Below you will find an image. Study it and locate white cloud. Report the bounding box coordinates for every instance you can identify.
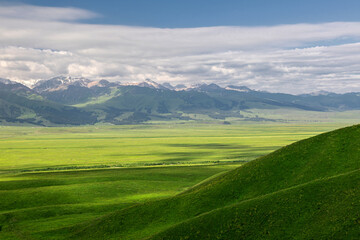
[1,4,360,93]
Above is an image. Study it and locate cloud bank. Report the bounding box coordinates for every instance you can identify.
[1,4,360,93]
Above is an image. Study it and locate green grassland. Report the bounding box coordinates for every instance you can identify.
[0,123,355,239]
[72,124,360,240]
[0,165,238,239]
[0,123,342,171]
[242,108,360,124]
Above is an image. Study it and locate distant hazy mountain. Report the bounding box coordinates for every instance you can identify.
[136,79,169,90]
[161,82,175,90]
[302,90,333,96]
[225,85,252,92]
[0,78,16,85]
[32,76,118,105]
[0,80,97,125]
[33,76,91,93]
[1,76,360,125]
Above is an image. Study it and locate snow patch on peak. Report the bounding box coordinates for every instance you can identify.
[123,79,169,90]
[225,85,252,92]
[33,76,93,92]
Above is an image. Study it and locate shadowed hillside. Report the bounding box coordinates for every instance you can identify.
[70,124,360,239]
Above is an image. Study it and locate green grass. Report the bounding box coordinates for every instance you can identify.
[0,123,354,239]
[71,124,360,240]
[242,108,360,124]
[150,169,360,240]
[0,123,341,171]
[0,165,237,239]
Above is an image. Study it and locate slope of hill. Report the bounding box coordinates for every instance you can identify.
[150,169,359,240]
[70,124,360,240]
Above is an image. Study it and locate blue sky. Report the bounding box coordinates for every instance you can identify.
[1,1,360,93]
[6,0,360,27]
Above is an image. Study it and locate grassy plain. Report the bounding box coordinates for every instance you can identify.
[0,122,352,239]
[0,123,344,171]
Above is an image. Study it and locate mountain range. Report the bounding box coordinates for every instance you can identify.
[1,76,360,125]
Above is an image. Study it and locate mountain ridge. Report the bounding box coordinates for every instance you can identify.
[9,75,360,95]
[2,76,360,125]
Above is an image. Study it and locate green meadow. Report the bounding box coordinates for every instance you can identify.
[0,123,351,239]
[0,123,343,171]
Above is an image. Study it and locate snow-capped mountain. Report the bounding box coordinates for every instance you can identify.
[161,82,175,90]
[3,75,360,126]
[191,83,223,92]
[129,79,169,90]
[33,76,93,93]
[87,79,119,88]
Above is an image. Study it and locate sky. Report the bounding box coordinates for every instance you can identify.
[1,1,360,93]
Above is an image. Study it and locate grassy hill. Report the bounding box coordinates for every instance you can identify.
[71,124,360,240]
[151,169,359,240]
